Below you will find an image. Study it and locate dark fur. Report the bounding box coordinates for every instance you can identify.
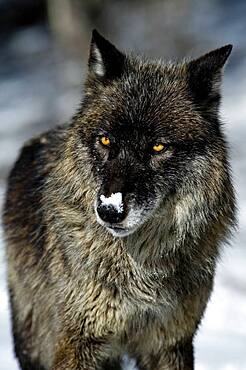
[3,30,236,370]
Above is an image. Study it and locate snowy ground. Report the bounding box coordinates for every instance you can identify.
[0,4,246,369]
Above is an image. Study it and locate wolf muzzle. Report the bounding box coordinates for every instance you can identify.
[96,192,127,224]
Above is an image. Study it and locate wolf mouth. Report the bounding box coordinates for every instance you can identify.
[103,222,140,237]
[107,225,125,231]
[106,225,131,237]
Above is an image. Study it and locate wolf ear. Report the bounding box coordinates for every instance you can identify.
[187,45,232,111]
[88,29,126,80]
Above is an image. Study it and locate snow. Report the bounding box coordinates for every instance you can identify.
[100,192,124,213]
[121,355,138,370]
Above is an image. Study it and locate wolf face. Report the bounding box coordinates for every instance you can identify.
[77,30,232,237]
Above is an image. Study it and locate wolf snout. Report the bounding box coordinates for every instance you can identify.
[97,192,127,224]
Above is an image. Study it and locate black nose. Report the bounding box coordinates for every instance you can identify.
[97,202,126,224]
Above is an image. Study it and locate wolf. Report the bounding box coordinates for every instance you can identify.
[3,30,236,370]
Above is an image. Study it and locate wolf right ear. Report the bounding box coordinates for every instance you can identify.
[187,45,232,110]
[88,30,126,80]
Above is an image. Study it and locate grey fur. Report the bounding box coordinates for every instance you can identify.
[3,31,235,370]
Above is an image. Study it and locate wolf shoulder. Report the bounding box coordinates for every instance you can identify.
[3,127,65,252]
[5,126,66,193]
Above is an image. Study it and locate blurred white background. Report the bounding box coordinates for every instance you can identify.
[0,1,245,369]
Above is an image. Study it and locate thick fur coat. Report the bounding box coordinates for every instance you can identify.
[3,30,236,370]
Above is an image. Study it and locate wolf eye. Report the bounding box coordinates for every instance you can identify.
[100,136,110,146]
[153,143,166,153]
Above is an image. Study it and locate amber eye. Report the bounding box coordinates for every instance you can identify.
[153,143,165,153]
[100,136,110,146]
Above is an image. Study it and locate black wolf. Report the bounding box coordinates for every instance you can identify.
[3,30,235,370]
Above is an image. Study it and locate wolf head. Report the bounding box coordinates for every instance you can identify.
[75,30,233,238]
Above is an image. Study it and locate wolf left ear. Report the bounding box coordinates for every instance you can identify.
[187,45,232,109]
[88,29,126,80]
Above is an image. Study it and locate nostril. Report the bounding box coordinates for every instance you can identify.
[97,192,126,224]
[97,204,125,224]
